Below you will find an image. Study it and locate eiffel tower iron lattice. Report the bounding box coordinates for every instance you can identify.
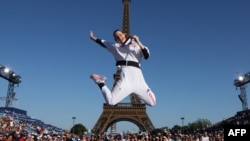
[92,0,155,134]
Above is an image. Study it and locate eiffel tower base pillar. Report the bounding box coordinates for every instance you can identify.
[92,103,155,135]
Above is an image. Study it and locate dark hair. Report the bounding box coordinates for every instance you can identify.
[113,29,128,42]
[113,29,123,36]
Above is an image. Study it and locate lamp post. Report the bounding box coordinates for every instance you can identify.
[234,72,250,111]
[181,117,184,134]
[0,64,21,107]
[72,117,76,133]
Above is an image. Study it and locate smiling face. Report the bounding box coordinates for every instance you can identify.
[113,30,128,44]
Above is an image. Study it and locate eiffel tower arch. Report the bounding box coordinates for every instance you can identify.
[92,103,155,134]
[92,0,155,134]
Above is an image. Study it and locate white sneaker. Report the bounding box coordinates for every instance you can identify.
[90,73,107,84]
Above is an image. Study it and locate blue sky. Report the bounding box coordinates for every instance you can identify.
[0,0,250,132]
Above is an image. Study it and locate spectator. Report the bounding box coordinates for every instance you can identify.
[0,132,6,141]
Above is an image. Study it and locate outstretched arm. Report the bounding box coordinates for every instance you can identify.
[131,35,150,59]
[89,31,97,41]
[89,31,106,48]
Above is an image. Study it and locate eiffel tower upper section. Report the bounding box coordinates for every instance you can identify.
[112,0,143,105]
[122,0,131,35]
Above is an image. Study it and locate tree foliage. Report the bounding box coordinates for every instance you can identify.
[151,128,165,136]
[155,118,212,135]
[187,118,212,133]
[71,123,87,136]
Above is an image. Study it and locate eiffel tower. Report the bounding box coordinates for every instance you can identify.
[92,0,155,135]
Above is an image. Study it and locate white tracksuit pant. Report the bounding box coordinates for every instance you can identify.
[101,65,156,106]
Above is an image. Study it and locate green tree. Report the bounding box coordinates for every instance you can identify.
[187,118,212,133]
[166,118,212,134]
[71,123,87,136]
[171,125,181,134]
[151,128,165,136]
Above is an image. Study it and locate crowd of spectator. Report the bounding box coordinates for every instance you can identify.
[0,108,249,141]
[0,108,64,141]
